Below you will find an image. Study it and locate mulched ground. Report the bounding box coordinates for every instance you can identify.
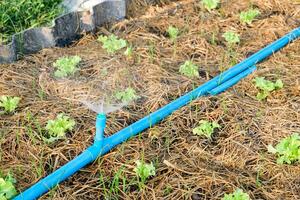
[1,0,300,199]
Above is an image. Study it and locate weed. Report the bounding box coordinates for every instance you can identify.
[45,113,75,143]
[193,120,220,138]
[222,31,240,45]
[240,9,260,25]
[253,77,283,100]
[268,133,300,164]
[0,0,63,43]
[124,46,133,57]
[53,56,81,78]
[134,160,156,188]
[0,96,20,114]
[0,173,17,200]
[202,0,220,11]
[98,35,127,54]
[167,26,179,42]
[115,88,139,103]
[222,189,250,200]
[179,61,199,78]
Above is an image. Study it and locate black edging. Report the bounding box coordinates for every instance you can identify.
[0,0,126,64]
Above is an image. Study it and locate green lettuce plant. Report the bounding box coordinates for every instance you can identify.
[202,0,220,11]
[98,34,127,54]
[193,120,220,138]
[45,113,75,142]
[134,160,155,185]
[53,56,81,78]
[268,133,300,165]
[222,31,240,45]
[167,26,179,42]
[240,9,260,25]
[179,61,199,78]
[115,88,138,103]
[253,77,283,100]
[222,189,250,200]
[0,174,17,200]
[0,96,20,114]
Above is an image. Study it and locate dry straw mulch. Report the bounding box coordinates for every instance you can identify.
[1,0,300,199]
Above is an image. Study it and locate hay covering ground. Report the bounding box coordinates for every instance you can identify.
[1,0,300,199]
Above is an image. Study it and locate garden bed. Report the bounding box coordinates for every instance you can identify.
[1,0,300,199]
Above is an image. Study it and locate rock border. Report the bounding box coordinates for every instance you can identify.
[0,0,126,63]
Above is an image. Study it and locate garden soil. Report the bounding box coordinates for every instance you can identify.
[1,0,300,199]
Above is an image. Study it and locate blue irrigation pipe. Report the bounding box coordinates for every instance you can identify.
[14,27,300,200]
[209,65,257,95]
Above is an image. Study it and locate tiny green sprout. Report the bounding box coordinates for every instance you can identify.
[240,9,260,25]
[167,26,179,42]
[0,96,20,114]
[134,160,156,183]
[98,34,127,54]
[53,56,81,78]
[124,46,133,57]
[193,120,220,138]
[253,77,283,100]
[179,61,199,78]
[222,31,240,45]
[45,113,76,142]
[202,0,220,11]
[222,189,250,200]
[0,173,17,200]
[268,133,300,165]
[115,88,138,103]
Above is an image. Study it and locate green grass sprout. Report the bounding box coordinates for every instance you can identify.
[0,0,63,43]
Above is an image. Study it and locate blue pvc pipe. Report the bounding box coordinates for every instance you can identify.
[209,65,257,95]
[14,27,300,200]
[95,113,106,142]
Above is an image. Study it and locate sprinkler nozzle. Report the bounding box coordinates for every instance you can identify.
[95,113,106,142]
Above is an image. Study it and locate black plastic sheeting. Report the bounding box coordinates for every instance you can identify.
[0,0,126,64]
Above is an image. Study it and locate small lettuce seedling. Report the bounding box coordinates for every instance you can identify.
[179,61,199,78]
[253,77,283,100]
[240,9,260,25]
[134,160,156,184]
[115,88,138,103]
[53,56,81,78]
[0,174,17,200]
[193,120,220,138]
[268,133,300,165]
[222,189,250,200]
[0,96,20,114]
[222,31,240,45]
[45,113,75,142]
[167,26,179,42]
[202,0,220,11]
[98,34,127,54]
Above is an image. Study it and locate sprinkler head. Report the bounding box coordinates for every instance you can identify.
[95,113,106,142]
